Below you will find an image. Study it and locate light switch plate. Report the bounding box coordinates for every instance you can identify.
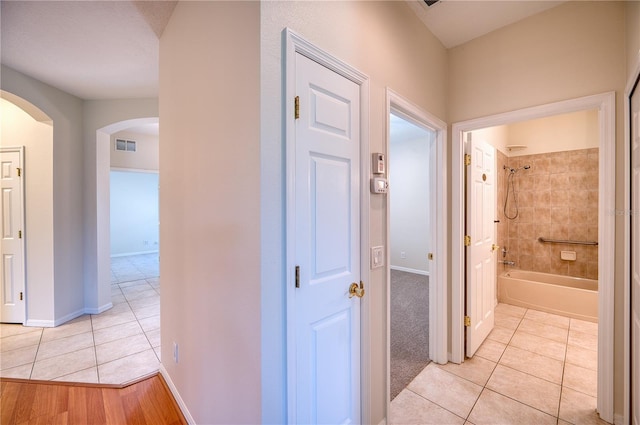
[371,246,384,269]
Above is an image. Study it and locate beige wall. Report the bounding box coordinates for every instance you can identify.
[159,2,261,424]
[260,2,447,423]
[449,1,626,417]
[110,131,159,171]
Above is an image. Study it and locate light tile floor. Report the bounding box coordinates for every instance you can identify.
[390,303,610,425]
[0,254,160,385]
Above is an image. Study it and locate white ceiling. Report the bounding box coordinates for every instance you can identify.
[1,0,562,102]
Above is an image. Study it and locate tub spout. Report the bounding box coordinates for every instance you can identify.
[500,260,516,266]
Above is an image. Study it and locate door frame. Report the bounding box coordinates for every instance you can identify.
[623,51,640,425]
[385,90,448,409]
[284,28,371,424]
[0,146,26,324]
[451,91,616,422]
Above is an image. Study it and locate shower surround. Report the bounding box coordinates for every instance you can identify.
[497,148,598,280]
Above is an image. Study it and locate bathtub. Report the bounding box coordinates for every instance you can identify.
[497,270,598,323]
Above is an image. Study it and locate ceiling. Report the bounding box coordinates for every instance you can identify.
[1,0,562,102]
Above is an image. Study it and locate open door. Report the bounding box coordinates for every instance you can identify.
[465,136,497,357]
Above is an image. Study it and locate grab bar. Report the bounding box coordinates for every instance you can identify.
[538,237,598,246]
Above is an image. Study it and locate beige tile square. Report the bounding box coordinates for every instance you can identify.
[1,324,42,338]
[559,387,610,425]
[123,288,158,302]
[437,356,496,386]
[92,320,143,346]
[138,315,160,333]
[35,331,94,362]
[131,303,160,320]
[468,389,556,425]
[566,344,597,371]
[487,326,515,344]
[1,329,42,352]
[495,312,522,330]
[31,347,97,380]
[563,363,597,397]
[569,319,598,336]
[408,363,483,418]
[91,309,137,331]
[54,367,99,384]
[499,346,564,384]
[475,339,506,363]
[98,349,160,385]
[389,389,465,425]
[568,329,598,351]
[128,295,160,311]
[517,319,568,343]
[486,365,561,416]
[509,330,566,361]
[0,345,38,370]
[0,363,33,379]
[95,333,153,365]
[145,328,161,348]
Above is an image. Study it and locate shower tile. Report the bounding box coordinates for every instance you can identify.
[550,259,569,276]
[533,191,551,207]
[533,238,550,257]
[532,175,550,191]
[518,239,533,256]
[586,262,598,280]
[518,208,534,224]
[550,190,570,207]
[518,255,533,271]
[519,223,535,239]
[549,223,569,239]
[534,207,551,223]
[568,262,588,278]
[550,174,571,190]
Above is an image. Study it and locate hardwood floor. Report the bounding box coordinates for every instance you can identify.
[0,373,186,424]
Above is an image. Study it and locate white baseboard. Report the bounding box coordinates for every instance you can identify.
[390,265,429,276]
[84,302,113,315]
[25,319,55,328]
[111,250,159,258]
[378,417,387,425]
[159,364,195,424]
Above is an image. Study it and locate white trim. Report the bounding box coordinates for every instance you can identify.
[159,365,196,425]
[623,50,640,425]
[385,88,448,417]
[110,167,159,174]
[284,28,371,425]
[110,250,159,258]
[25,319,55,328]
[83,303,113,315]
[389,265,429,276]
[451,92,616,422]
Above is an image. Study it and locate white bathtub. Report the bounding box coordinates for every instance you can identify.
[497,270,598,322]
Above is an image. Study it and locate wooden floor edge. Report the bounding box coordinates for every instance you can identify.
[0,371,160,389]
[156,372,189,424]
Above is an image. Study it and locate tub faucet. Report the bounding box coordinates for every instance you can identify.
[501,247,507,258]
[500,260,516,266]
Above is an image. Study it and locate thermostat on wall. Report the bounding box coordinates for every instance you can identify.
[371,177,388,194]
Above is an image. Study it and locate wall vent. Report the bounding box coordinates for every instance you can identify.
[115,139,136,152]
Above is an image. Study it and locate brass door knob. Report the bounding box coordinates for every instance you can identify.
[349,281,365,298]
[491,244,500,252]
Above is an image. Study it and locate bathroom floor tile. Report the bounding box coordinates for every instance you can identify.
[563,363,597,397]
[486,365,561,416]
[92,320,143,346]
[40,315,91,342]
[31,347,97,381]
[558,387,609,425]
[468,389,556,425]
[486,325,515,344]
[570,318,598,336]
[517,319,569,343]
[390,389,465,425]
[494,312,522,330]
[95,333,154,365]
[509,330,566,361]
[408,363,483,418]
[499,346,564,384]
[0,323,42,338]
[524,309,570,329]
[98,349,160,385]
[475,339,507,363]
[568,329,598,351]
[565,344,598,371]
[437,355,496,386]
[495,303,527,318]
[35,331,94,362]
[1,329,43,353]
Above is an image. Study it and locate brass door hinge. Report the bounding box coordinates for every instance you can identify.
[464,235,471,246]
[464,154,471,166]
[18,230,22,239]
[19,292,23,301]
[294,96,300,119]
[428,253,433,260]
[464,316,471,327]
[295,265,300,288]
[17,168,22,177]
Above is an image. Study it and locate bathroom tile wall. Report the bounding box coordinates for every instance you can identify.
[496,150,508,266]
[501,148,598,280]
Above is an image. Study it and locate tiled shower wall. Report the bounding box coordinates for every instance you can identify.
[498,148,598,280]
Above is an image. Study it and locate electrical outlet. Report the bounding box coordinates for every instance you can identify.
[173,342,179,363]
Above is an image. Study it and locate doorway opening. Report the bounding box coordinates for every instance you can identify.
[388,112,434,400]
[452,92,616,423]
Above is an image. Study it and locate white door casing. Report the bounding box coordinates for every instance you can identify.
[465,136,496,357]
[0,147,25,324]
[285,29,371,423]
[630,76,640,425]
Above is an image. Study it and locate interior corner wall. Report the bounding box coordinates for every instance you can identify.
[159,2,261,424]
[1,65,84,326]
[447,1,626,417]
[626,1,640,77]
[82,99,158,314]
[261,2,447,423]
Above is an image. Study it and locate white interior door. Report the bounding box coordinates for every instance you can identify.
[0,147,25,324]
[466,136,496,357]
[293,52,361,424]
[631,79,640,425]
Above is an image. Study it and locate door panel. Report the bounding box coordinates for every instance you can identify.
[631,79,640,425]
[294,52,361,424]
[0,149,25,323]
[466,137,496,357]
